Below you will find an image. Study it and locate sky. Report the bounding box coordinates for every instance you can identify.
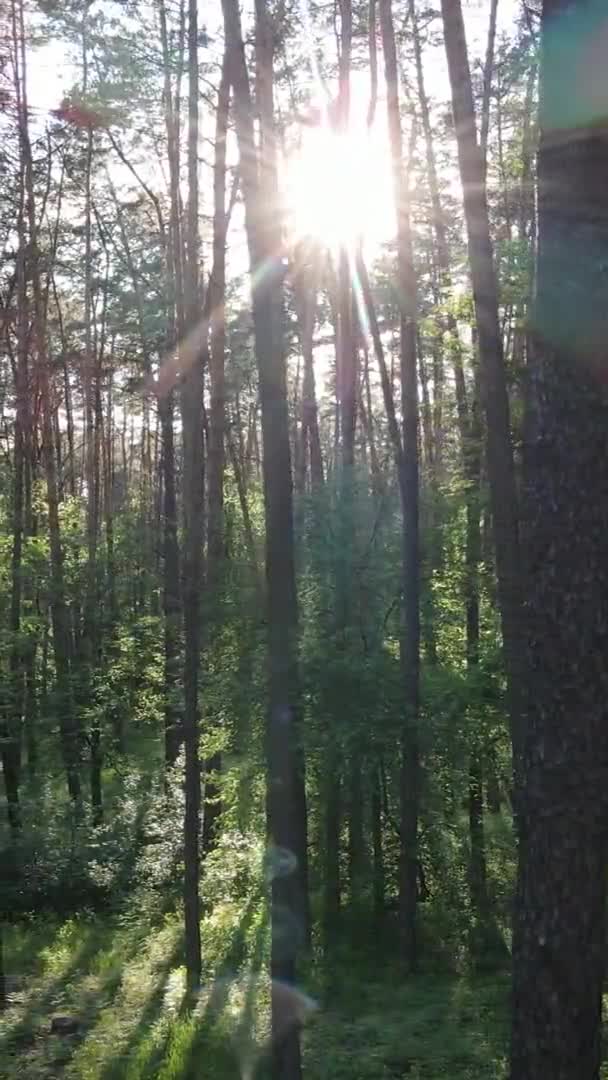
[5,0,526,429]
[26,0,523,114]
[20,0,524,401]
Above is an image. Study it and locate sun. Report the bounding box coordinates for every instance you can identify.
[284,100,395,256]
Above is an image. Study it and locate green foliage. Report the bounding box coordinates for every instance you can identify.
[1,771,154,918]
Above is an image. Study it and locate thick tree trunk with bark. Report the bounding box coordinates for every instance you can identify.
[511,2,608,1077]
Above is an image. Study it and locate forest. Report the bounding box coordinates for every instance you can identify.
[1,0,608,1077]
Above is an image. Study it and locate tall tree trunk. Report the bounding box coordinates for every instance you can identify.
[98,347,119,745]
[222,0,307,1068]
[159,391,181,768]
[440,0,522,774]
[207,50,230,586]
[23,437,37,777]
[180,0,203,995]
[202,51,231,852]
[480,0,499,164]
[54,286,76,499]
[511,2,608,1076]
[3,421,24,832]
[2,129,28,832]
[159,0,186,346]
[158,0,184,774]
[81,76,102,820]
[81,21,98,645]
[379,0,420,973]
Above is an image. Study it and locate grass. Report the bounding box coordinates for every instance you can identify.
[1,907,512,1080]
[303,945,510,1080]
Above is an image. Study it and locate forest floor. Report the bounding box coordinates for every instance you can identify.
[1,905,513,1080]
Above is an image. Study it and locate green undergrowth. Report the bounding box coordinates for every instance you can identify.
[1,904,514,1080]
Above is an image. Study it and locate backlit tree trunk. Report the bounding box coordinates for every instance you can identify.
[222,0,308,1069]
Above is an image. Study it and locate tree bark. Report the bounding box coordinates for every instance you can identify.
[511,2,608,1076]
